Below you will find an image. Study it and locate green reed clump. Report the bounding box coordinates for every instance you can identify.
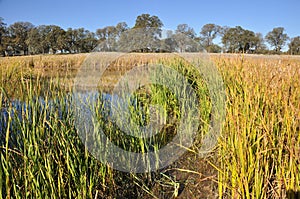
[92,56,212,169]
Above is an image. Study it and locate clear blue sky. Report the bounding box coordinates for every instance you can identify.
[0,0,299,46]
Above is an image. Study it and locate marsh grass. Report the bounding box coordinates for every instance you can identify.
[0,53,299,198]
[0,53,212,198]
[213,54,300,198]
[1,76,156,198]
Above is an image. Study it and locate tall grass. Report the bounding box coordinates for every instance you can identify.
[213,55,300,198]
[0,53,299,198]
[0,53,212,198]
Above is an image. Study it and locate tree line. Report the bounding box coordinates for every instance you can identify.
[0,14,299,56]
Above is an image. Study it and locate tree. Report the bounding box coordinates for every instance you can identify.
[133,14,163,31]
[118,28,160,52]
[200,23,221,52]
[265,27,289,52]
[115,22,129,37]
[8,21,34,55]
[59,28,86,53]
[175,24,196,39]
[64,28,76,53]
[222,26,259,53]
[0,17,8,56]
[161,30,177,52]
[44,25,65,53]
[162,29,200,53]
[26,27,43,54]
[96,23,128,51]
[219,26,230,37]
[118,14,164,52]
[96,26,118,51]
[73,28,88,53]
[289,36,300,55]
[96,26,116,41]
[222,26,243,52]
[241,30,260,52]
[29,25,66,54]
[253,33,267,53]
[81,30,98,52]
[169,24,199,52]
[133,13,163,40]
[56,30,68,53]
[208,44,222,53]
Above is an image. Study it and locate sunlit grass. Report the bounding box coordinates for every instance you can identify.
[212,54,300,198]
[0,53,299,198]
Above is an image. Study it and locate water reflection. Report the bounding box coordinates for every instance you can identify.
[0,91,114,147]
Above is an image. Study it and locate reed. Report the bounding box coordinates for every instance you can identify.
[0,53,299,198]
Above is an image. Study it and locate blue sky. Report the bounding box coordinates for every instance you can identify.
[0,0,299,46]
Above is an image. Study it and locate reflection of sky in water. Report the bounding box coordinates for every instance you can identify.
[0,90,147,149]
[0,92,114,144]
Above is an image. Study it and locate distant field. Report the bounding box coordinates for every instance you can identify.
[0,53,299,198]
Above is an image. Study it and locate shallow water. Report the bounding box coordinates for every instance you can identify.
[0,91,116,147]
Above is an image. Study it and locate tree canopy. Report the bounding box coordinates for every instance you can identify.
[0,14,298,56]
[200,23,221,52]
[289,36,300,55]
[265,27,289,52]
[221,26,264,53]
[0,17,8,56]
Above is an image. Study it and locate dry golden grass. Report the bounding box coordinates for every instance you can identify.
[210,54,300,198]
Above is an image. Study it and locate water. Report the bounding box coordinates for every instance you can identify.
[0,91,115,147]
[0,88,169,152]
